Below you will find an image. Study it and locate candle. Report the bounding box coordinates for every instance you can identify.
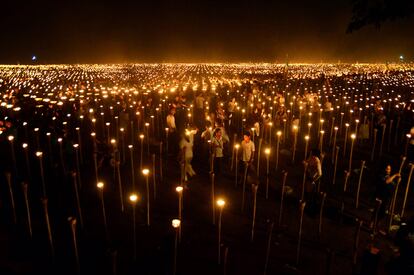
[36,151,46,197]
[172,219,181,275]
[234,144,240,187]
[97,182,109,241]
[129,193,139,260]
[142,168,150,226]
[264,148,271,199]
[275,131,281,171]
[217,199,225,264]
[348,134,356,172]
[251,184,259,242]
[292,125,298,163]
[21,182,32,238]
[68,217,80,274]
[296,201,306,266]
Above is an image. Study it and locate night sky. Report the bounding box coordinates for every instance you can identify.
[1,0,413,63]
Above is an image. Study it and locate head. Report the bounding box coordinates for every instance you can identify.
[243,131,251,142]
[214,128,222,138]
[385,164,392,175]
[310,148,321,159]
[169,108,176,115]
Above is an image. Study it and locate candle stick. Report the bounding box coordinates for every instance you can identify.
[292,125,298,163]
[388,177,401,233]
[352,219,363,266]
[234,144,240,187]
[152,154,157,199]
[331,127,338,162]
[71,172,83,229]
[283,119,287,143]
[5,172,16,224]
[139,134,144,170]
[257,138,263,177]
[36,151,47,197]
[211,172,216,224]
[68,217,80,274]
[241,164,249,212]
[21,182,32,237]
[279,171,288,227]
[106,122,111,144]
[319,130,325,152]
[120,128,126,164]
[41,198,54,258]
[22,143,32,179]
[8,136,17,174]
[370,129,378,161]
[318,192,327,239]
[301,162,308,201]
[58,137,66,175]
[387,120,393,152]
[217,199,225,264]
[75,128,83,164]
[97,182,109,241]
[329,117,335,145]
[263,220,274,275]
[142,168,150,226]
[176,186,183,241]
[251,184,259,242]
[73,144,82,188]
[159,142,163,182]
[145,123,150,156]
[333,146,340,185]
[404,134,411,156]
[401,163,414,218]
[379,124,386,156]
[172,219,181,275]
[296,201,306,266]
[264,148,270,199]
[304,135,309,160]
[343,123,349,155]
[129,193,138,261]
[128,145,135,190]
[355,161,366,208]
[348,134,356,172]
[275,131,281,171]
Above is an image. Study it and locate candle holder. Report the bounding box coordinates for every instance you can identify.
[217,199,225,264]
[172,219,181,275]
[97,182,109,241]
[129,193,139,261]
[142,168,150,226]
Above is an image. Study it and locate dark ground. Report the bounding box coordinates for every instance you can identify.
[1,123,413,275]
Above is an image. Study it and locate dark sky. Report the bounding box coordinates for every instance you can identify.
[1,0,413,63]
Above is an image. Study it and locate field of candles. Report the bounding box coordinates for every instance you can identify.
[0,63,414,275]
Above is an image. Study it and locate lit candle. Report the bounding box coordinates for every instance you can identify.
[216,199,225,264]
[142,168,150,226]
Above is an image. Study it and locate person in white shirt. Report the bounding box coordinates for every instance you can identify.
[241,131,255,164]
[179,130,196,181]
[166,107,176,132]
[212,128,227,176]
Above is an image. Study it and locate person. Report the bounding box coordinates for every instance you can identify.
[304,148,323,202]
[179,130,196,182]
[166,107,177,132]
[375,163,400,221]
[211,128,226,176]
[240,131,255,181]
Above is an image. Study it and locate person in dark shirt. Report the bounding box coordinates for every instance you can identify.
[376,163,401,220]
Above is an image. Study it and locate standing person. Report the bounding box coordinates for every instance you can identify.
[240,131,255,179]
[304,149,323,204]
[179,131,196,182]
[167,107,178,155]
[375,163,400,223]
[211,128,226,176]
